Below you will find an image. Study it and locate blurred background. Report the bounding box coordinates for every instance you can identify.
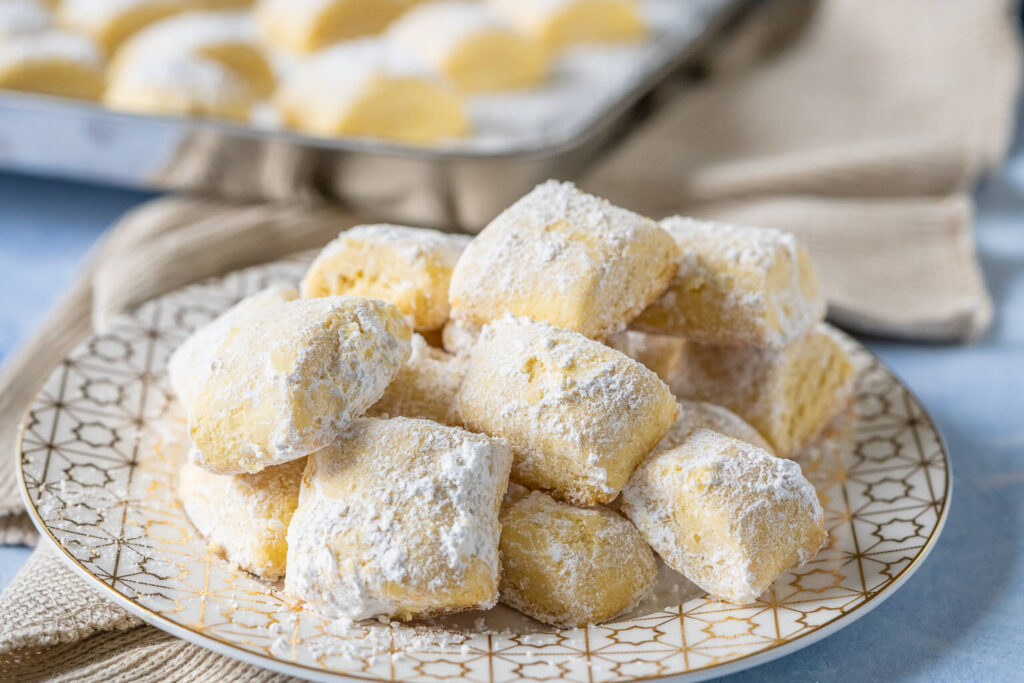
[1,1,1022,681]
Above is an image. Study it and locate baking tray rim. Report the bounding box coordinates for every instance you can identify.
[0,0,753,164]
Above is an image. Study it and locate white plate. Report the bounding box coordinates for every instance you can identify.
[19,258,951,682]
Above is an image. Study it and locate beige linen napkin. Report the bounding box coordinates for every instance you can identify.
[583,0,1020,341]
[1,0,1020,678]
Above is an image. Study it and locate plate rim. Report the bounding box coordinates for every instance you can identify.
[15,302,952,683]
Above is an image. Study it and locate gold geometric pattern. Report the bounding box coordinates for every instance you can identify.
[18,258,951,682]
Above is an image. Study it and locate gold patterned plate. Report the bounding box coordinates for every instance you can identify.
[18,258,951,683]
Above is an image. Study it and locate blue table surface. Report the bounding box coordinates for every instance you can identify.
[3,128,1024,681]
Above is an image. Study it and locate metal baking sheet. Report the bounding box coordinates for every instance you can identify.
[0,0,753,231]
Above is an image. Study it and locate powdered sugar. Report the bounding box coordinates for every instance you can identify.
[58,0,179,31]
[109,52,251,110]
[318,224,470,268]
[442,318,482,357]
[0,0,50,41]
[604,330,688,385]
[177,457,304,580]
[487,0,584,24]
[0,29,99,70]
[636,216,826,347]
[456,315,678,505]
[368,333,467,425]
[622,428,826,604]
[257,0,337,17]
[670,323,855,457]
[277,38,435,116]
[449,180,679,340]
[284,418,512,620]
[114,10,257,60]
[657,399,774,454]
[668,429,821,508]
[504,180,651,244]
[168,284,298,405]
[303,225,469,331]
[172,289,411,474]
[388,1,508,69]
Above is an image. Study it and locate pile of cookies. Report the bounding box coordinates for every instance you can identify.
[0,0,648,144]
[171,180,853,627]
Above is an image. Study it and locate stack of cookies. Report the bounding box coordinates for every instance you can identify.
[172,180,852,627]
